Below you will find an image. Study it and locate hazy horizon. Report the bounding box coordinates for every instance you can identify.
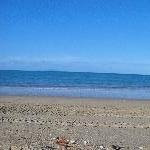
[1,69,150,76]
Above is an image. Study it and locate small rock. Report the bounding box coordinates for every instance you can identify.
[83,141,87,146]
[111,145,125,150]
[0,145,3,150]
[52,137,56,140]
[97,145,107,150]
[69,139,76,144]
[10,146,19,150]
[99,145,104,149]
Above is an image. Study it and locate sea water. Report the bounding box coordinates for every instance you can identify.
[0,70,150,100]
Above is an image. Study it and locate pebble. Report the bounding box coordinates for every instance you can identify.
[83,141,87,146]
[10,146,19,150]
[98,145,108,150]
[69,139,76,144]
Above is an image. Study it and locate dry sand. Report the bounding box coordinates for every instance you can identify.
[0,96,150,150]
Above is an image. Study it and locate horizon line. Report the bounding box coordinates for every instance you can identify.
[0,69,149,76]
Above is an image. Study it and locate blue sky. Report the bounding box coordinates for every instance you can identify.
[0,0,150,74]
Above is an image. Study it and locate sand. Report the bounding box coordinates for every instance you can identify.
[0,96,150,150]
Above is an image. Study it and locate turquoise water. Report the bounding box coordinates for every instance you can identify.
[0,70,150,99]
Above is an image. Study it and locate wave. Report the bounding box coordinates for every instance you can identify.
[0,86,150,100]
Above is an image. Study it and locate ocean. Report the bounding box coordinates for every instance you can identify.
[0,70,150,100]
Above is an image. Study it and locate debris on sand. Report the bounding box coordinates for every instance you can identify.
[55,136,72,150]
[138,146,144,150]
[111,145,125,150]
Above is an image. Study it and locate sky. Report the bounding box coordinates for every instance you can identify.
[0,0,150,74]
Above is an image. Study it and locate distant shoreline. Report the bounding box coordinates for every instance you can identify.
[0,69,149,76]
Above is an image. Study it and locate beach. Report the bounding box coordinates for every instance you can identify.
[0,96,150,150]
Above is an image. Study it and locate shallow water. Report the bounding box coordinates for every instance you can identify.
[0,70,150,99]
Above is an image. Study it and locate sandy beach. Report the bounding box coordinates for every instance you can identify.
[0,96,150,150]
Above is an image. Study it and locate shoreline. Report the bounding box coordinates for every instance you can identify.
[1,86,150,100]
[1,95,150,102]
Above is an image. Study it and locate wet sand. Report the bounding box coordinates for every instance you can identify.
[0,96,150,150]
